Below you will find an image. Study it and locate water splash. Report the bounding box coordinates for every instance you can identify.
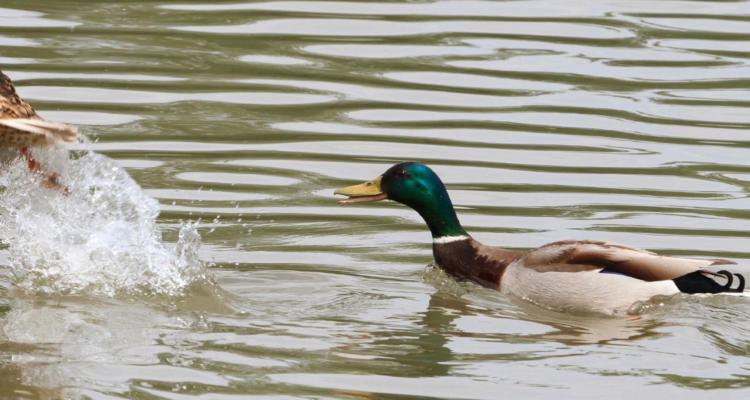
[0,146,210,297]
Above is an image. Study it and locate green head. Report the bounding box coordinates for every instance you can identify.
[335,162,467,238]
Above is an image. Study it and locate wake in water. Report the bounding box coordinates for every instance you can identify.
[0,145,210,297]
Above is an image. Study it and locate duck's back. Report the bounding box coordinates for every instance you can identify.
[502,240,740,314]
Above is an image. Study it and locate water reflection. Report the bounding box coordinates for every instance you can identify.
[0,363,63,400]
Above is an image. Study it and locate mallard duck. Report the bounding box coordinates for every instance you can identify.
[335,162,747,315]
[0,70,77,190]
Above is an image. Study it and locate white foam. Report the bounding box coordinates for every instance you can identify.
[0,145,210,297]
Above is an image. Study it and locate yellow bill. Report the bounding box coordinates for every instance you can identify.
[334,176,387,205]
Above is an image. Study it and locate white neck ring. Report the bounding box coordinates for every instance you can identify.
[433,235,470,244]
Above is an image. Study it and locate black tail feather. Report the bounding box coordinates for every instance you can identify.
[734,273,745,292]
[673,270,745,294]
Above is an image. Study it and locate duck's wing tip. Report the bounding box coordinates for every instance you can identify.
[709,258,737,266]
[0,118,79,145]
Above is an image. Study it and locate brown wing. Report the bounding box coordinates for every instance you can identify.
[523,240,735,281]
[0,70,77,147]
[0,71,37,119]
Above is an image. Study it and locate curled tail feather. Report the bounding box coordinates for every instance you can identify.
[673,270,746,294]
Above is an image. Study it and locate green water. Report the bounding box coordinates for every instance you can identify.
[2,0,750,398]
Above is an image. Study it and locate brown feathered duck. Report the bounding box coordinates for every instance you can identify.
[335,162,747,315]
[0,70,77,191]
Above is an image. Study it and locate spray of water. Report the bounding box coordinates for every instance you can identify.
[0,145,210,297]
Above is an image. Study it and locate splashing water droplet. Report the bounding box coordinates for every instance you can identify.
[0,147,210,297]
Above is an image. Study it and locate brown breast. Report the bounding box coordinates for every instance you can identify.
[432,237,523,289]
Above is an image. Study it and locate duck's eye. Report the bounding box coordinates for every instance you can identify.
[396,170,409,178]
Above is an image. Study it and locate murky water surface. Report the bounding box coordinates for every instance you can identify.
[1,0,750,398]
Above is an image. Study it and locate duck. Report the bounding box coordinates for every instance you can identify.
[0,70,77,190]
[335,162,747,315]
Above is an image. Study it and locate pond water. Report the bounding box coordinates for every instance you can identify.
[1,0,750,398]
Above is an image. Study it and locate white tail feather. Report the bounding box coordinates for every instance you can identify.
[0,118,78,144]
